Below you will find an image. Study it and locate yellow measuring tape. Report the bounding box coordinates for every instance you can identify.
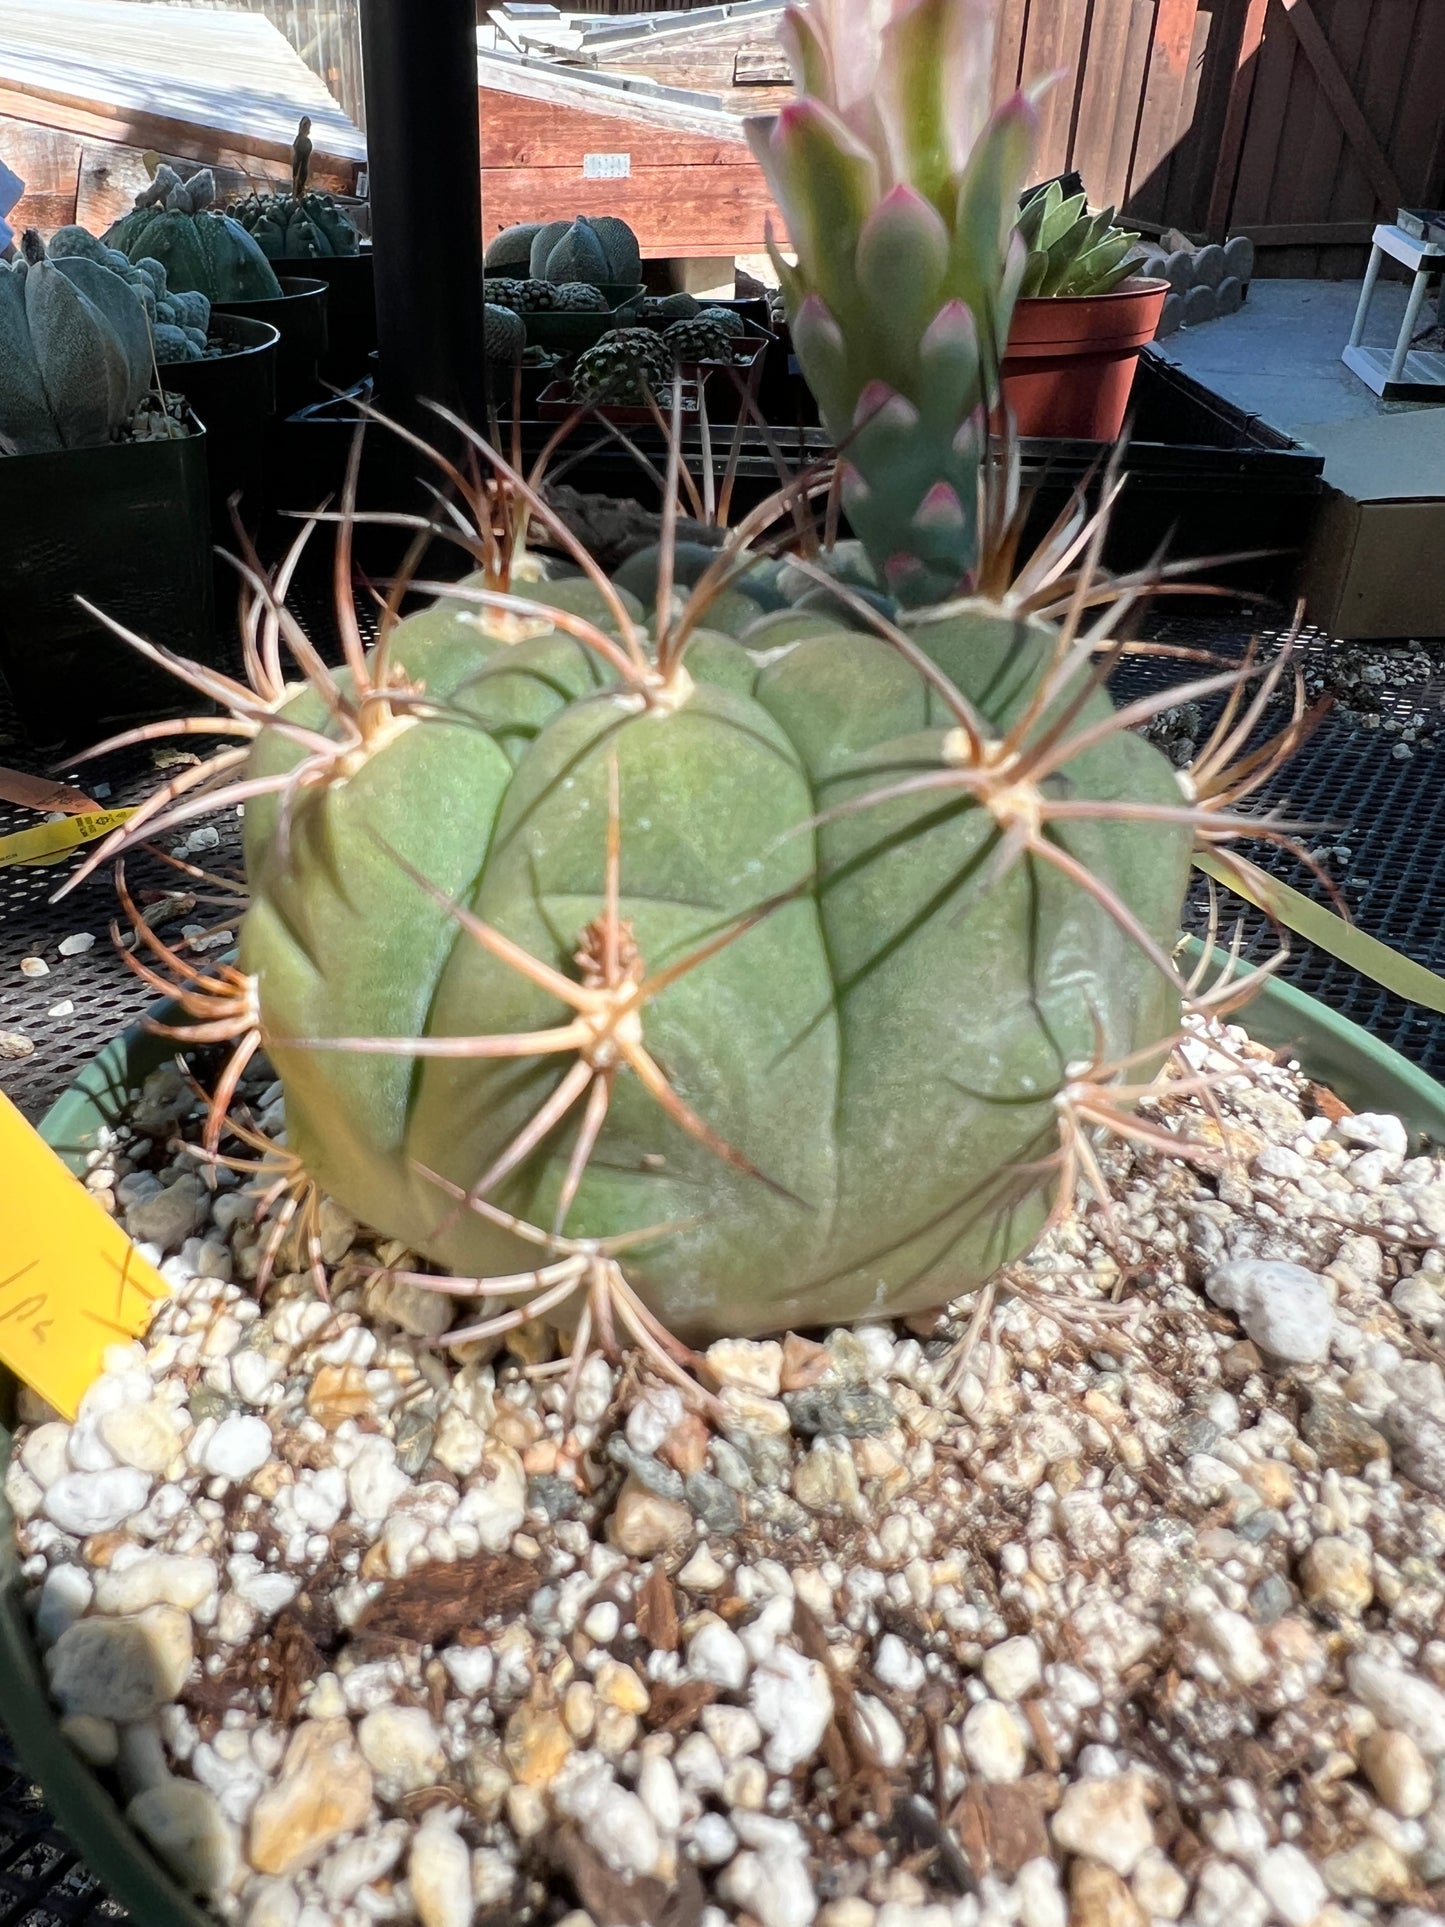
[0,1094,171,1420]
[0,808,137,870]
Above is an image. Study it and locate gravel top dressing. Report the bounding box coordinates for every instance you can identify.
[7,1015,1445,1927]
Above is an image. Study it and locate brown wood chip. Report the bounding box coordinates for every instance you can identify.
[553,1828,705,1927]
[644,1678,719,1732]
[951,1778,1056,1880]
[635,1562,680,1653]
[357,1551,536,1643]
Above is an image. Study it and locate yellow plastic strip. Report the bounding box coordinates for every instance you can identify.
[0,1093,171,1420]
[0,808,137,870]
[1194,850,1445,1016]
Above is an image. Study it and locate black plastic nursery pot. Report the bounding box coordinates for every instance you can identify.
[156,314,280,527]
[265,248,375,383]
[0,955,1441,1924]
[0,411,214,751]
[212,277,329,417]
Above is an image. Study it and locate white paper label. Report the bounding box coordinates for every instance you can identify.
[583,153,631,179]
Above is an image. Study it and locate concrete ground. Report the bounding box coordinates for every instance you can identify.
[1153,276,1437,439]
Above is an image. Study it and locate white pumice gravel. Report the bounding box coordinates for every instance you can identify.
[8,1015,1445,1926]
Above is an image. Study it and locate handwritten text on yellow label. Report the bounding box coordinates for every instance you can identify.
[0,1093,170,1420]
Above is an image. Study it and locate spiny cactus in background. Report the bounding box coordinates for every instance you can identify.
[66,0,1320,1400]
[0,231,153,453]
[573,327,673,403]
[104,165,283,303]
[642,292,702,322]
[230,188,360,261]
[1016,182,1142,298]
[745,0,1042,606]
[482,301,526,368]
[662,309,747,363]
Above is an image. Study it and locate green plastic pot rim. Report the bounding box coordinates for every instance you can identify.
[0,944,1440,1927]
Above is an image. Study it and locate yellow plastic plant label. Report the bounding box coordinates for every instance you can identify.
[0,808,137,869]
[0,1092,170,1420]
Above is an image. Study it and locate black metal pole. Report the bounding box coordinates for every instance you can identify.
[358,0,486,436]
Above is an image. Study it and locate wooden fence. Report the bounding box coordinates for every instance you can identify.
[107,0,1445,274]
[993,0,1445,275]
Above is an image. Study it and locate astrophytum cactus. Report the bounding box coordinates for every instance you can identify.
[746,0,1040,605]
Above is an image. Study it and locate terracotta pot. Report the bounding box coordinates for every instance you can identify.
[1001,276,1170,440]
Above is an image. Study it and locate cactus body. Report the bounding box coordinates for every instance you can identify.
[573,328,672,403]
[105,168,282,301]
[482,302,526,364]
[0,233,154,452]
[552,282,610,312]
[485,222,545,273]
[529,215,642,286]
[662,316,740,362]
[229,190,360,261]
[235,587,1189,1341]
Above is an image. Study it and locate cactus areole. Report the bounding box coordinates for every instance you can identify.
[82,0,1294,1364]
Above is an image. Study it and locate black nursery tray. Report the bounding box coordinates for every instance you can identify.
[499,350,1325,599]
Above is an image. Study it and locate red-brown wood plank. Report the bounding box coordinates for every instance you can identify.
[1023,0,1090,183]
[1127,0,1202,222]
[481,166,777,256]
[1279,0,1401,209]
[1229,0,1299,228]
[1152,0,1216,228]
[1206,0,1271,235]
[1286,0,1368,237]
[1107,0,1164,216]
[1387,0,1445,202]
[0,118,83,230]
[480,93,749,171]
[994,0,1034,99]
[1071,0,1134,203]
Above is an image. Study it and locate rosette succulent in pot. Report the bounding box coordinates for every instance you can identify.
[745,0,1042,605]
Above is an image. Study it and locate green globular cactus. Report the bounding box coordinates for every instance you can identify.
[0,231,153,453]
[530,215,642,287]
[573,327,672,403]
[84,470,1217,1351]
[482,302,526,366]
[104,166,283,302]
[1015,182,1142,297]
[229,189,360,261]
[77,0,1301,1379]
[643,292,702,323]
[485,222,545,274]
[552,282,610,313]
[662,315,740,363]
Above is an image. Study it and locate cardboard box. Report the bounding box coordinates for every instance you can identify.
[1293,408,1445,639]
